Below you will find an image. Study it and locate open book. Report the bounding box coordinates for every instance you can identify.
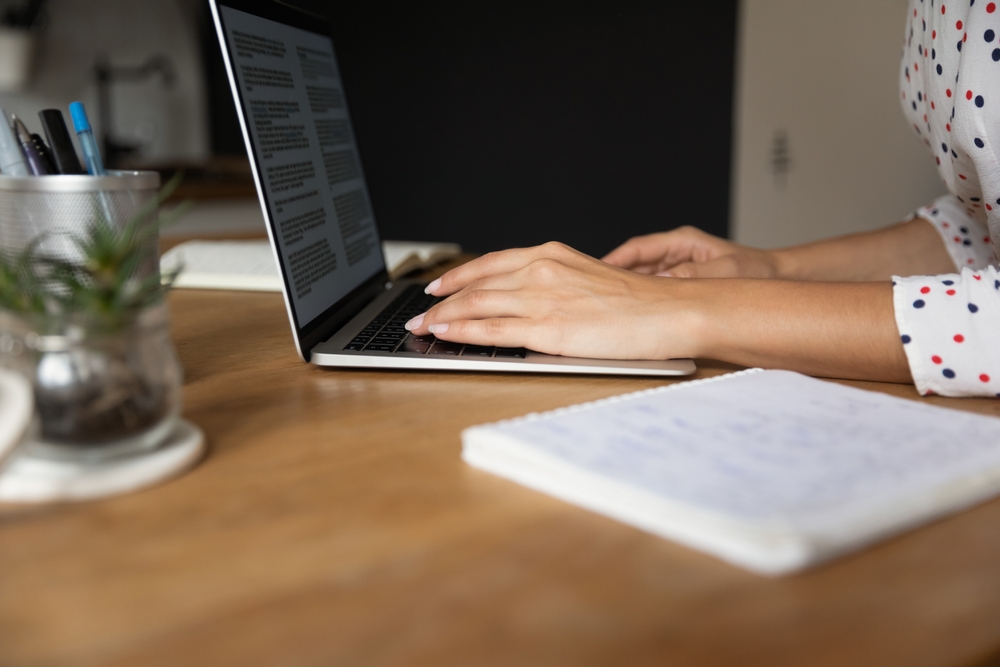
[161,239,461,291]
[462,369,1000,575]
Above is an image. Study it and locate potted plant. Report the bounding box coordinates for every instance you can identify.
[0,177,188,460]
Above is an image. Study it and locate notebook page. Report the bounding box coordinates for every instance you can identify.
[483,370,1000,528]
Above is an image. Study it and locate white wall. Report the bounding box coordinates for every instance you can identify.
[731,0,947,248]
[0,0,208,163]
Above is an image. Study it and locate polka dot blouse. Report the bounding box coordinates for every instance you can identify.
[896,0,1000,397]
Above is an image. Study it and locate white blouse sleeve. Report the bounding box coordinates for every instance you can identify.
[894,0,1000,397]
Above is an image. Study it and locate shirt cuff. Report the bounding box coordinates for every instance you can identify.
[894,267,1000,397]
[914,195,995,272]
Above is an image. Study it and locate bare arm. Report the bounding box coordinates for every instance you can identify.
[603,217,956,281]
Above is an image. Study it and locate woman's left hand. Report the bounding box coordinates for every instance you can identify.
[404,242,702,359]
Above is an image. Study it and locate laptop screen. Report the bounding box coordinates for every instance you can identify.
[213,2,386,330]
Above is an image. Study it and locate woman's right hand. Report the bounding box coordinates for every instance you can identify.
[601,226,784,279]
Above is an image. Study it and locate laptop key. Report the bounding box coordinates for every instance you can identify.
[364,343,397,352]
[397,340,430,354]
[344,343,365,351]
[495,347,528,359]
[462,345,495,357]
[429,342,464,356]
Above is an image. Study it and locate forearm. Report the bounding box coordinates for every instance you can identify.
[683,279,911,383]
[770,218,956,282]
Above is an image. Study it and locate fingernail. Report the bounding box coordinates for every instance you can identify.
[404,313,425,331]
[656,271,673,277]
[424,278,441,295]
[428,323,449,335]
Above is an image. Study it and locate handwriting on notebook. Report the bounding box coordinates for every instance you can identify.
[493,370,1000,523]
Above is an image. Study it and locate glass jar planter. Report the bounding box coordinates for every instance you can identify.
[0,304,182,461]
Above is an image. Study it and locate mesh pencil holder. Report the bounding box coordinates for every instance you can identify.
[0,171,161,274]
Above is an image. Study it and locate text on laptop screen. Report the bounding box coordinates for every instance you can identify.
[219,7,385,327]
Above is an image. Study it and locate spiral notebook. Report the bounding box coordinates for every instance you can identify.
[461,370,1000,575]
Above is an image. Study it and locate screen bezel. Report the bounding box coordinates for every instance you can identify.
[209,0,390,361]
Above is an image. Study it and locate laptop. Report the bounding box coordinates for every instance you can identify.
[208,0,696,377]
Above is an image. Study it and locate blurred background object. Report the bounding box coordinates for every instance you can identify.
[731,0,944,248]
[0,0,45,92]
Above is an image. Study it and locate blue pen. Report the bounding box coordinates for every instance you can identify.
[68,101,106,176]
[0,108,29,176]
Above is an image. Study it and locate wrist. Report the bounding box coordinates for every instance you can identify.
[767,248,800,280]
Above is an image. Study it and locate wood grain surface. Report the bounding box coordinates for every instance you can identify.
[3,286,1000,667]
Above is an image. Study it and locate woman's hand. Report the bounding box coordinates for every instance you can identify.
[601,226,783,278]
[404,242,703,360]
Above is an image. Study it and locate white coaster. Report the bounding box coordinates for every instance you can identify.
[0,420,205,503]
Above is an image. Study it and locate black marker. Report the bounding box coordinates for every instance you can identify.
[38,109,84,175]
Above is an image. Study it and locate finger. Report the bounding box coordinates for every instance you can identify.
[425,242,581,297]
[406,289,528,334]
[423,317,535,349]
[602,229,703,270]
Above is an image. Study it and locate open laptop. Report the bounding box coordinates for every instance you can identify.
[208,0,695,377]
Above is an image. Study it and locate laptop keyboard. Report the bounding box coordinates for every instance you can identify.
[343,284,527,359]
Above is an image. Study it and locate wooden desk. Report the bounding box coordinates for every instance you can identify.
[3,287,1000,667]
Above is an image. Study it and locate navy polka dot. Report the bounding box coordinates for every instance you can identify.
[963,239,973,246]
[901,335,912,344]
[969,303,980,313]
[961,227,969,234]
[994,48,1000,62]
[994,280,999,289]
[943,280,955,286]
[942,143,949,153]
[914,299,926,308]
[976,95,985,108]
[943,368,956,379]
[912,101,918,110]
[937,63,944,74]
[987,30,996,43]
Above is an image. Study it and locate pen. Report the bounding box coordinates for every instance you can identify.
[0,108,29,176]
[13,115,50,175]
[68,101,106,176]
[30,133,58,174]
[38,109,84,175]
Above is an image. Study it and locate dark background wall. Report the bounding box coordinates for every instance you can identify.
[203,2,738,257]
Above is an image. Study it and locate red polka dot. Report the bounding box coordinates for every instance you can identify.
[937,157,942,165]
[954,236,962,242]
[974,275,982,281]
[988,204,994,211]
[946,123,952,131]
[954,334,965,343]
[989,2,997,13]
[920,286,931,294]
[946,89,953,98]
[985,236,991,242]
[968,258,976,264]
[947,289,957,295]
[942,4,947,14]
[915,8,919,16]
[914,62,919,72]
[959,174,968,180]
[957,20,963,30]
[932,30,937,39]
[967,90,974,100]
[963,32,968,42]
[943,222,950,228]
[931,101,936,110]
[932,355,943,364]
[981,374,991,383]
